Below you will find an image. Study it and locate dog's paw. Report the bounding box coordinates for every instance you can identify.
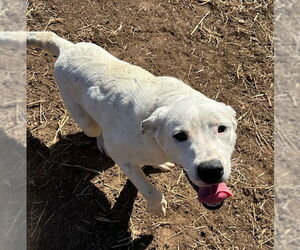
[151,162,175,172]
[147,195,167,216]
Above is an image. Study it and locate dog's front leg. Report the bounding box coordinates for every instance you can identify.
[119,163,167,216]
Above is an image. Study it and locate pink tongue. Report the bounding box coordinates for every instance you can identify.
[198,183,233,205]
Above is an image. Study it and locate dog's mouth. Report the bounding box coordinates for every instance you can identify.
[184,171,233,210]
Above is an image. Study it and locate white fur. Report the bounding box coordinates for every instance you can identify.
[1,32,237,216]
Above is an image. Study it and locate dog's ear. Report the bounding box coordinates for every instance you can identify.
[226,105,236,118]
[141,107,168,139]
[141,118,155,136]
[226,105,237,130]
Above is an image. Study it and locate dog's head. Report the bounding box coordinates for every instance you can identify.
[141,95,237,209]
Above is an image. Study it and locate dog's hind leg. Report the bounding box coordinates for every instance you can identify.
[63,100,101,137]
[64,100,107,155]
[96,135,107,156]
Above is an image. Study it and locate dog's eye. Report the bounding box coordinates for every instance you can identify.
[173,131,188,141]
[218,125,227,133]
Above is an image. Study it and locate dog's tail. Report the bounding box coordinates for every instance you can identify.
[0,31,73,57]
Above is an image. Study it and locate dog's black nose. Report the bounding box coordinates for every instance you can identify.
[197,159,224,184]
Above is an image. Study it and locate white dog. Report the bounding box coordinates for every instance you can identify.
[1,32,237,215]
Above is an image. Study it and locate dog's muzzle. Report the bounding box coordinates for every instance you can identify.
[183,169,233,210]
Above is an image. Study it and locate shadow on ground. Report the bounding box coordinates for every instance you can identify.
[27,131,153,250]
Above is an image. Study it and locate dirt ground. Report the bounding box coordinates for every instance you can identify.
[27,0,274,249]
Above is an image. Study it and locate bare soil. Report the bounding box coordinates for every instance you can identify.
[27,0,274,249]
